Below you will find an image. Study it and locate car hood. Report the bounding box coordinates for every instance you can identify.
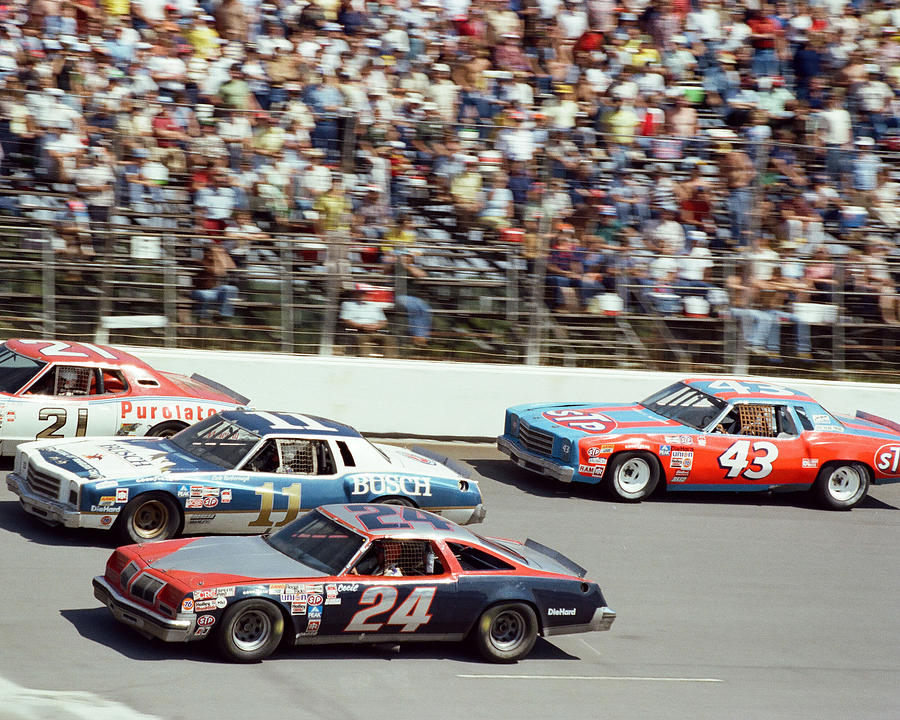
[511,402,689,438]
[145,536,326,580]
[28,437,221,481]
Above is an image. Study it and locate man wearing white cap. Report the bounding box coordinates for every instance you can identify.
[428,63,458,122]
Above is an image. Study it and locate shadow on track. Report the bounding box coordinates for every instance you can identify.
[62,607,581,664]
[0,500,116,547]
[467,459,898,512]
[464,459,597,501]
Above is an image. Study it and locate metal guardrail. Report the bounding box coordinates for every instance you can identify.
[1,221,900,382]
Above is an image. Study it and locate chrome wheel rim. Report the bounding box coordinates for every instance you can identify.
[232,609,272,653]
[490,609,526,651]
[617,458,651,494]
[131,500,169,540]
[828,466,862,502]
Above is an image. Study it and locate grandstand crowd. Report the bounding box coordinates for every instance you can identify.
[3,0,900,352]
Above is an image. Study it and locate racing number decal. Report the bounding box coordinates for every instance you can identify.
[348,505,453,532]
[17,340,117,359]
[36,408,88,439]
[345,586,436,633]
[718,440,778,479]
[249,482,301,527]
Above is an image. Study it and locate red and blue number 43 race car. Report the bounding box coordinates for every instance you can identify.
[498,378,900,510]
[93,503,615,663]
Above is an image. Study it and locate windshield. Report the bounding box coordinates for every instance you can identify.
[0,346,47,394]
[169,415,260,468]
[266,511,365,575]
[640,382,727,430]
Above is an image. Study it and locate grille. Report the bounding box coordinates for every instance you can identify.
[130,573,165,604]
[26,466,61,500]
[517,422,554,456]
[120,561,140,589]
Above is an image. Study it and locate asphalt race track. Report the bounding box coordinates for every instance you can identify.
[1,443,898,720]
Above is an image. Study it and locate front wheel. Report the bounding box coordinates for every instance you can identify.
[473,603,538,663]
[606,451,660,501]
[216,600,284,663]
[116,492,181,543]
[815,462,870,510]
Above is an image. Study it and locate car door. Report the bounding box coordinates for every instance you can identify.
[236,438,342,530]
[315,539,459,641]
[700,402,811,489]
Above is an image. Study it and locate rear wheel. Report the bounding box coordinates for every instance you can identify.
[216,600,284,663]
[116,492,181,543]
[815,462,870,510]
[473,603,538,663]
[606,451,660,501]
[372,496,417,507]
[146,421,187,438]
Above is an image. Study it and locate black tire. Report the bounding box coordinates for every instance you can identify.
[146,421,188,438]
[814,462,870,510]
[473,602,538,663]
[116,492,181,543]
[606,451,660,501]
[372,496,417,507]
[216,600,284,663]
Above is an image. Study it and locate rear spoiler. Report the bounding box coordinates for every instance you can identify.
[524,538,587,578]
[191,373,251,406]
[411,445,471,479]
[856,410,900,434]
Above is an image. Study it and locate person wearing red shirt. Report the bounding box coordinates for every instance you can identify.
[747,7,779,76]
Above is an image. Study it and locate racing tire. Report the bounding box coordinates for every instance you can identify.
[372,496,417,508]
[146,421,188,438]
[216,600,284,663]
[606,451,660,502]
[473,602,538,663]
[814,462,870,510]
[116,492,182,543]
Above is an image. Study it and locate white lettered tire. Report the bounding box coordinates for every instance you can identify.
[815,462,870,510]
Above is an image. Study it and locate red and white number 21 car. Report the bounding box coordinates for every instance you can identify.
[0,339,248,454]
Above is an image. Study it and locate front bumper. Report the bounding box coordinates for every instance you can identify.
[439,503,486,526]
[543,606,616,637]
[6,472,88,528]
[496,435,574,483]
[93,576,196,642]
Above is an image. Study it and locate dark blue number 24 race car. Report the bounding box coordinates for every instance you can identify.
[93,503,615,663]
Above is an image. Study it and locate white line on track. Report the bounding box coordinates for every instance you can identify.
[457,675,723,683]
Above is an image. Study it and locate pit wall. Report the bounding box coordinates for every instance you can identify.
[124,347,900,439]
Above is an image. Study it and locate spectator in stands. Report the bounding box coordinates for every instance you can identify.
[546,224,583,312]
[338,283,390,353]
[392,251,433,349]
[717,141,756,247]
[191,241,238,322]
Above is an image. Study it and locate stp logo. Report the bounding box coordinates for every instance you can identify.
[307,593,324,606]
[874,445,900,474]
[202,496,218,508]
[197,614,216,627]
[542,408,617,435]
